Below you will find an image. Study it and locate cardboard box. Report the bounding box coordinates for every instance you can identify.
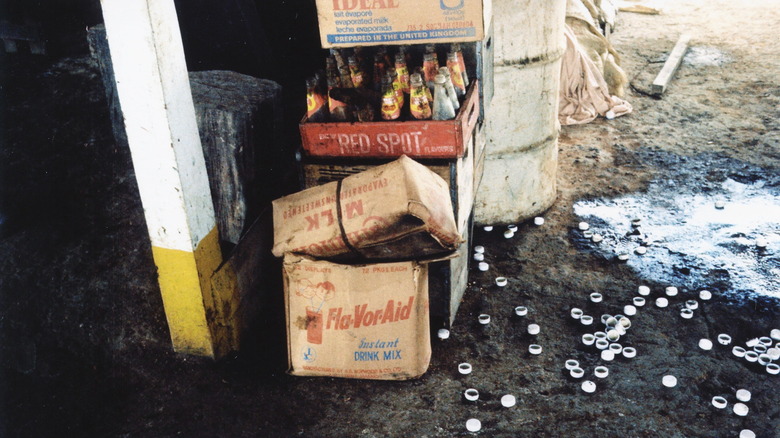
[300,132,476,234]
[283,254,431,380]
[272,155,462,261]
[316,0,493,48]
[300,81,480,159]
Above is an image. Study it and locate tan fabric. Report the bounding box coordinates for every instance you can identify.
[559,24,632,125]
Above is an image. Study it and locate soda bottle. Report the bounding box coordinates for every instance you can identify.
[423,52,439,90]
[432,74,456,121]
[438,66,461,111]
[348,55,364,88]
[387,67,405,108]
[306,76,328,122]
[409,73,432,120]
[325,56,341,87]
[380,74,401,121]
[327,76,349,122]
[394,53,410,94]
[372,53,387,92]
[446,52,466,97]
[451,43,470,89]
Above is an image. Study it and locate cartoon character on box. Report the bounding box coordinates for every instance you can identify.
[296,279,336,344]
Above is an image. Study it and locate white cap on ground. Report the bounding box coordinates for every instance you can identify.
[592,234,603,243]
[582,334,596,345]
[570,367,584,378]
[739,430,756,438]
[714,200,725,209]
[437,328,450,340]
[732,346,747,357]
[529,344,543,355]
[478,262,489,272]
[662,375,677,387]
[483,225,493,232]
[601,350,615,361]
[594,366,609,378]
[581,380,597,393]
[685,300,699,310]
[507,224,518,232]
[638,285,651,296]
[473,252,485,262]
[656,297,669,308]
[565,359,580,370]
[515,306,529,316]
[534,217,545,226]
[767,347,780,360]
[503,230,515,239]
[580,315,594,326]
[680,308,694,319]
[760,336,773,346]
[744,351,759,362]
[474,245,485,254]
[590,293,603,303]
[570,307,583,319]
[464,388,479,401]
[717,334,732,345]
[633,297,646,307]
[495,277,508,287]
[756,237,768,248]
[478,314,491,325]
[458,363,472,375]
[771,328,780,340]
[622,347,637,358]
[733,403,749,416]
[746,338,760,348]
[596,339,610,350]
[607,329,620,342]
[665,286,678,296]
[578,222,590,231]
[699,290,712,300]
[623,305,637,316]
[527,324,540,335]
[711,396,727,409]
[736,389,751,402]
[767,363,780,375]
[699,339,713,350]
[501,394,517,408]
[635,246,647,255]
[617,252,630,261]
[466,418,482,432]
[609,343,623,354]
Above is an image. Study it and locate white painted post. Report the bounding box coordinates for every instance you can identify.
[100,0,239,358]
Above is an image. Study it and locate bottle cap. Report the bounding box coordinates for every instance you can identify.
[711,396,727,409]
[434,74,446,84]
[594,366,609,378]
[529,344,543,355]
[582,333,596,345]
[458,363,472,374]
[464,388,479,401]
[474,245,485,254]
[733,403,749,416]
[565,359,580,370]
[638,285,651,296]
[570,367,585,378]
[527,324,540,335]
[698,339,713,350]
[500,394,516,408]
[534,217,545,226]
[495,277,508,287]
[437,328,450,340]
[581,380,597,393]
[478,314,491,325]
[465,419,481,432]
[515,306,529,316]
[736,389,751,402]
[662,375,677,387]
[622,347,637,358]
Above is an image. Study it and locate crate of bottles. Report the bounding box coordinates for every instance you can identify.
[299,44,480,159]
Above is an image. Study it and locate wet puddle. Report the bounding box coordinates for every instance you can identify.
[684,46,732,67]
[574,177,780,300]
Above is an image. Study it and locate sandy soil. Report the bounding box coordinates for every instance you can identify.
[1,0,779,436]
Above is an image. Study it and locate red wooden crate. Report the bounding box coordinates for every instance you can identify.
[300,80,480,159]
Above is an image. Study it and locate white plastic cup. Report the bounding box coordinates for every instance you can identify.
[609,343,623,354]
[534,217,544,226]
[527,324,540,335]
[478,262,489,272]
[740,430,756,438]
[622,347,637,358]
[580,315,594,326]
[746,338,760,348]
[601,314,613,325]
[590,293,603,303]
[582,334,596,346]
[591,234,603,243]
[767,347,780,360]
[759,336,773,346]
[754,344,768,354]
[767,363,780,375]
[606,330,620,342]
[605,316,618,327]
[515,306,529,316]
[615,325,627,336]
[745,351,759,363]
[507,224,518,232]
[714,200,726,210]
[733,403,749,417]
[583,230,594,238]
[464,388,479,401]
[634,246,647,255]
[711,396,727,409]
[495,277,508,287]
[638,285,651,296]
[483,226,494,232]
[771,328,780,340]
[594,366,609,378]
[619,317,632,329]
[529,344,543,355]
[617,252,630,261]
[757,354,772,366]
[633,297,646,307]
[594,331,607,340]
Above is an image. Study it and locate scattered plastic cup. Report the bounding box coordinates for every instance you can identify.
[581,380,597,393]
[662,375,678,388]
[590,293,603,303]
[527,324,540,335]
[699,339,713,350]
[534,217,544,226]
[633,297,646,307]
[638,285,651,296]
[607,330,620,342]
[478,314,491,325]
[754,344,768,354]
[583,230,594,239]
[759,336,773,346]
[501,394,517,408]
[437,328,451,340]
[617,252,630,262]
[711,396,727,409]
[615,325,627,336]
[767,347,780,361]
[594,366,609,378]
[635,246,647,255]
[655,297,669,308]
[771,328,780,341]
[622,347,637,358]
[458,363,473,375]
[466,418,482,432]
[529,344,543,355]
[736,389,751,402]
[733,403,749,416]
[746,338,760,348]
[515,306,529,316]
[714,200,725,210]
[464,388,479,401]
[757,354,772,366]
[478,262,489,272]
[594,331,608,340]
[756,237,768,248]
[717,334,732,345]
[605,316,618,327]
[495,277,508,287]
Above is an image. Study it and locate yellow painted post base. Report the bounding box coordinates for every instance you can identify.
[151,227,239,358]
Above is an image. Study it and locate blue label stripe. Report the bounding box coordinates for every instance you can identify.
[327,28,476,44]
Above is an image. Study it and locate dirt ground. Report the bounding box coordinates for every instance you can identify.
[1,0,779,436]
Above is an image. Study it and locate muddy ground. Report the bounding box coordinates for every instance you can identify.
[1,0,779,436]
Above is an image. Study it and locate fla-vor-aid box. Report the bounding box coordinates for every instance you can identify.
[272,155,462,261]
[283,254,431,380]
[316,0,493,48]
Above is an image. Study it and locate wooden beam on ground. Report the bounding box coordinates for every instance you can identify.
[100,0,239,358]
[652,34,691,95]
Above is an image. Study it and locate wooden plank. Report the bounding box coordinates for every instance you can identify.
[652,34,691,95]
